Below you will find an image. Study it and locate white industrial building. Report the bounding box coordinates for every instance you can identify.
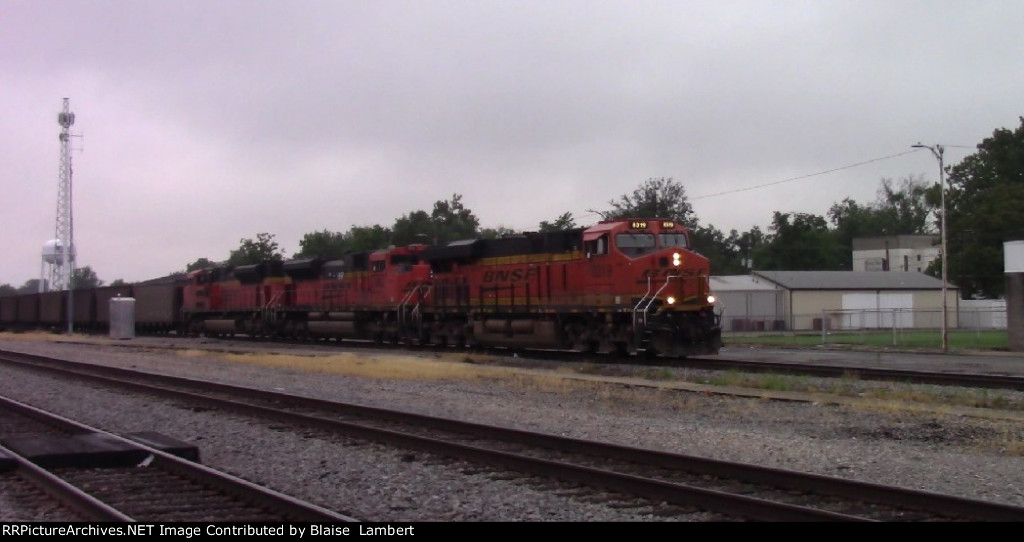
[851,235,939,273]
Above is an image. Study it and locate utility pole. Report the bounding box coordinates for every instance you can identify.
[912,143,947,352]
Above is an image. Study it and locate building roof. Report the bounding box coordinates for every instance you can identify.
[750,270,955,291]
[710,275,780,291]
[852,235,938,251]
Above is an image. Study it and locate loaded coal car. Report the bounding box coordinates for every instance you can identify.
[39,290,66,330]
[0,293,18,331]
[22,288,96,332]
[15,292,40,331]
[132,275,187,334]
[72,288,96,331]
[418,218,721,357]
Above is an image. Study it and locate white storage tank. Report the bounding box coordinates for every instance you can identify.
[109,296,135,340]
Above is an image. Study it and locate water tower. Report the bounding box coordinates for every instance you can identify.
[39,238,73,292]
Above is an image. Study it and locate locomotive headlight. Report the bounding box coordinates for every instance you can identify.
[672,252,682,266]
[666,296,676,305]
[707,295,716,304]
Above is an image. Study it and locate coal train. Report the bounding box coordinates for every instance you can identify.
[1,218,722,357]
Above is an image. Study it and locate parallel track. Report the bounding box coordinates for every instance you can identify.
[27,334,1024,392]
[0,393,357,522]
[3,348,1022,521]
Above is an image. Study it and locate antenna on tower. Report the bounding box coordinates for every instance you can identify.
[41,97,78,333]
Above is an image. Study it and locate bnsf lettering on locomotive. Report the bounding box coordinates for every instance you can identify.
[482,268,539,283]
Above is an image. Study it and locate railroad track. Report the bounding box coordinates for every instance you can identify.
[2,349,1022,521]
[0,393,357,522]
[666,356,1024,391]
[25,335,1024,392]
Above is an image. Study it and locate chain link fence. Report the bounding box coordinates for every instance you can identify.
[722,305,1008,349]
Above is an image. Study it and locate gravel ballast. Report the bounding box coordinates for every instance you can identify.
[1,334,1022,521]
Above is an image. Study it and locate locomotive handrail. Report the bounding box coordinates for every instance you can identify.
[634,275,679,324]
[262,291,284,325]
[397,283,430,327]
[633,277,653,316]
[410,285,431,320]
[632,277,654,344]
[644,276,674,314]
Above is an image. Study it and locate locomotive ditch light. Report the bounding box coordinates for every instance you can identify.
[666,296,676,305]
[707,295,716,304]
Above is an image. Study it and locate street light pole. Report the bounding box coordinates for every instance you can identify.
[913,143,947,352]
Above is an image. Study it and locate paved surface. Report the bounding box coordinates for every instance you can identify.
[717,344,1024,377]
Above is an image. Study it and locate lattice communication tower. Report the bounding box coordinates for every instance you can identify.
[42,98,76,294]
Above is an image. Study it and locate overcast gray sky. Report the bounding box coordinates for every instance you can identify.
[3,0,1022,287]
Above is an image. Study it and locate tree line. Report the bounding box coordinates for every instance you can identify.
[4,118,1023,300]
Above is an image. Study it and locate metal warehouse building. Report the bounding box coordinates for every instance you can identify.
[713,271,958,332]
[710,275,783,332]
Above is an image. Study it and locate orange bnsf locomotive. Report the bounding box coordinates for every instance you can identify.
[182,218,722,357]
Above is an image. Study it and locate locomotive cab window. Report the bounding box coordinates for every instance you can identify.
[372,261,386,272]
[585,235,609,257]
[658,233,689,249]
[615,233,656,257]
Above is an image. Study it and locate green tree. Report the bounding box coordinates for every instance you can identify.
[0,284,16,296]
[826,175,932,269]
[295,225,393,258]
[943,118,1024,298]
[295,230,349,259]
[345,225,393,252]
[538,212,577,232]
[391,210,435,246]
[478,225,518,239]
[17,279,42,294]
[829,176,931,236]
[228,233,284,266]
[429,194,479,243]
[392,194,480,245]
[759,212,845,271]
[595,177,695,225]
[689,225,765,276]
[72,266,103,289]
[186,258,217,272]
[690,225,738,274]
